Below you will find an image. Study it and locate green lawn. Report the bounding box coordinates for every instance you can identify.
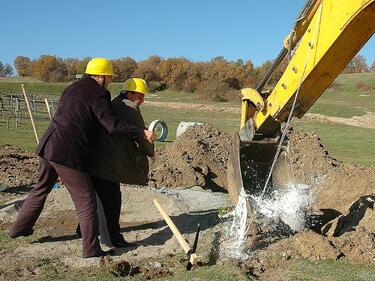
[141,104,239,141]
[293,120,375,166]
[309,73,375,117]
[292,259,375,281]
[37,259,375,281]
[0,74,374,167]
[2,106,373,167]
[45,263,252,281]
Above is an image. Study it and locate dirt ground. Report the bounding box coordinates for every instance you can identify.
[1,124,375,280]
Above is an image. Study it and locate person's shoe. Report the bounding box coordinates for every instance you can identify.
[84,249,115,258]
[111,240,137,248]
[9,228,34,239]
[75,224,82,238]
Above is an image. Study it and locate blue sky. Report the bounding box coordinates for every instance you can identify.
[1,0,374,68]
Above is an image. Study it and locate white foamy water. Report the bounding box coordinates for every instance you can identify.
[252,183,313,231]
[222,183,313,260]
[225,188,250,260]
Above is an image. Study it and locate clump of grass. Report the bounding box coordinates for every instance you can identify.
[0,229,32,251]
[356,82,374,91]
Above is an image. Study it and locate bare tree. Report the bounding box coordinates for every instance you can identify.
[343,54,369,73]
[370,60,375,72]
[0,62,13,77]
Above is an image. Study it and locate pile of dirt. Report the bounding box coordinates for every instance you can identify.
[0,145,39,188]
[0,145,39,204]
[287,128,375,213]
[149,124,232,191]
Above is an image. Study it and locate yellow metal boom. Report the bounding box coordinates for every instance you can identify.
[242,0,375,134]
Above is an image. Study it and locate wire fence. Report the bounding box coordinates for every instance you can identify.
[0,93,59,130]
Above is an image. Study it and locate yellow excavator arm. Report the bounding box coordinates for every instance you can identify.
[228,0,375,205]
[241,0,375,135]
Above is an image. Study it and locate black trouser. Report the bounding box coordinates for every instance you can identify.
[89,177,124,245]
[9,158,102,258]
[77,177,124,245]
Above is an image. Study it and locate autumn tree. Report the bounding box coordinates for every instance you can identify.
[133,55,162,82]
[63,58,81,80]
[75,57,91,76]
[196,78,238,102]
[181,62,204,92]
[157,57,200,90]
[0,62,13,77]
[243,60,257,87]
[202,56,247,89]
[112,57,137,82]
[343,54,369,73]
[14,56,31,77]
[254,60,278,87]
[32,55,67,82]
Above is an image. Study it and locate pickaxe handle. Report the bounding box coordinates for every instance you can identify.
[153,198,199,268]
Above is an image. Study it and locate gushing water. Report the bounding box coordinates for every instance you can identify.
[223,182,313,260]
[252,183,313,231]
[226,188,250,260]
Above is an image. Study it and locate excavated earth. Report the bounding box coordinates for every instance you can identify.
[149,124,232,191]
[0,124,375,280]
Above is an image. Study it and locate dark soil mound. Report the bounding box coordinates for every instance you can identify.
[287,128,375,213]
[149,124,232,191]
[0,145,39,189]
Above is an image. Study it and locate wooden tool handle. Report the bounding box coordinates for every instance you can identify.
[153,198,191,254]
[21,84,39,144]
[44,98,52,120]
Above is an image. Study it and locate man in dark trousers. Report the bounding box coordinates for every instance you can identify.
[8,58,155,258]
[87,78,154,247]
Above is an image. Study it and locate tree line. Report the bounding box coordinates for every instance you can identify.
[1,54,374,101]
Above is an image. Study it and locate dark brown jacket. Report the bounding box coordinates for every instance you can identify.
[89,96,154,184]
[36,77,143,172]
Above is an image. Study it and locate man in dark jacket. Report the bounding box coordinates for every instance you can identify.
[8,58,155,258]
[88,78,154,247]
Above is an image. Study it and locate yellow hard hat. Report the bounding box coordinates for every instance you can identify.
[85,58,114,76]
[123,78,148,95]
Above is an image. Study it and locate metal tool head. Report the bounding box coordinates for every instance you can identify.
[186,224,201,271]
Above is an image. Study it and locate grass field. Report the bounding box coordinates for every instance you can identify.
[294,120,375,166]
[309,73,375,117]
[0,73,374,167]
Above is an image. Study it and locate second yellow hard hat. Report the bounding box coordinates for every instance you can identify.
[123,78,148,95]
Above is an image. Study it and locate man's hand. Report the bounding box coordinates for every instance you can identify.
[143,129,156,143]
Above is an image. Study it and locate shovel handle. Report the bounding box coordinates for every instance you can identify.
[153,198,191,254]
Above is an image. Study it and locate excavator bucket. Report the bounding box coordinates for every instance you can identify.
[227,132,290,205]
